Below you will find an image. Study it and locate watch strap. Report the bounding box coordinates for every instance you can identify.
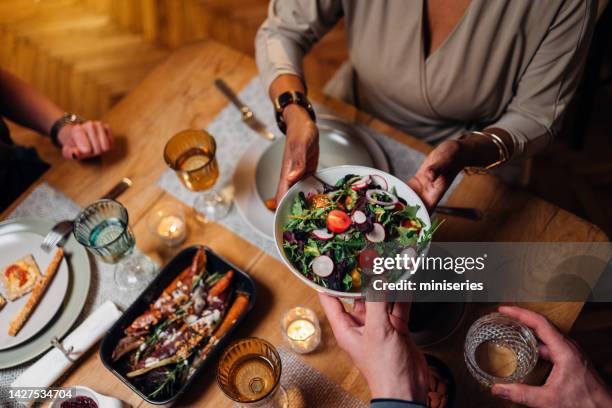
[274,91,316,134]
[50,113,83,148]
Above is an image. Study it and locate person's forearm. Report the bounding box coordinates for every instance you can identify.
[0,68,63,136]
[457,127,515,168]
[268,73,313,129]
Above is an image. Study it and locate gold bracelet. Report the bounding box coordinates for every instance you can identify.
[461,131,509,175]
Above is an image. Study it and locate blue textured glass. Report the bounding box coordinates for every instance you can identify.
[73,199,135,264]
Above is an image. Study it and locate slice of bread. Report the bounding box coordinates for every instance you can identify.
[1,254,42,301]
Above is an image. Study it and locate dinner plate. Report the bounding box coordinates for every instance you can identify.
[0,231,70,350]
[0,218,91,369]
[234,114,389,240]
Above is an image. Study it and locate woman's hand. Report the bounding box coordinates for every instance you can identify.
[407,140,465,211]
[491,306,612,408]
[319,294,430,403]
[274,104,319,205]
[57,120,113,160]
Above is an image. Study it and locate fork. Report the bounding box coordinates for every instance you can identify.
[40,178,133,252]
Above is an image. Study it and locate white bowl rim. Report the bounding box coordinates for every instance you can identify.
[273,165,431,299]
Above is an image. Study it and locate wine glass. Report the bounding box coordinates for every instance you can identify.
[163,129,231,222]
[217,337,288,407]
[464,313,538,387]
[73,199,157,291]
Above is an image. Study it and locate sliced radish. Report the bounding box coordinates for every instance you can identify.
[312,228,334,240]
[305,188,321,200]
[351,210,367,224]
[351,176,371,190]
[312,255,334,277]
[365,223,386,243]
[370,174,388,190]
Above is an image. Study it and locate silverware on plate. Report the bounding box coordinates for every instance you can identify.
[40,178,133,252]
[214,78,276,141]
[434,206,483,221]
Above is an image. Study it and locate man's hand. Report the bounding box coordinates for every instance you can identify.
[491,306,612,408]
[319,294,429,403]
[274,104,318,205]
[407,140,465,211]
[57,120,113,160]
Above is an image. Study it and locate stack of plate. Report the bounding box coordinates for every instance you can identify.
[233,114,389,240]
[0,218,91,369]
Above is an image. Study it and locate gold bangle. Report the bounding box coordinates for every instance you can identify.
[461,131,510,174]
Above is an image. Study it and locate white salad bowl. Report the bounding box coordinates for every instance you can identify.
[274,165,431,299]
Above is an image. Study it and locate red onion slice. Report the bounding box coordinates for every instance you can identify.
[366,189,398,206]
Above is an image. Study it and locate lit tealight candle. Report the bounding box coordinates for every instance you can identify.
[281,307,321,354]
[147,203,187,247]
[157,215,184,238]
[287,319,316,341]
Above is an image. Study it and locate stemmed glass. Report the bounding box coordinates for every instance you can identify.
[164,129,232,222]
[217,337,288,407]
[73,199,157,291]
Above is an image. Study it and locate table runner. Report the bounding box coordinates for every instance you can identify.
[158,77,461,259]
[274,346,367,408]
[1,182,158,387]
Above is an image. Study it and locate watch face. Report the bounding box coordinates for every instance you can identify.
[277,92,294,110]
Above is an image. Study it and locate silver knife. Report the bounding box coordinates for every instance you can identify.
[214,79,275,141]
[434,206,483,221]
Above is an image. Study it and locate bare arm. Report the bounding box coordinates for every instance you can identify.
[0,68,63,136]
[0,68,113,160]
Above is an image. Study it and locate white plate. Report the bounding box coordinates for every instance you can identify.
[273,165,431,299]
[0,231,69,350]
[234,115,389,240]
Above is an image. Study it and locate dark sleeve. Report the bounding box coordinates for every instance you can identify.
[370,398,427,408]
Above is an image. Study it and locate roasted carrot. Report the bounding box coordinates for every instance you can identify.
[198,293,249,357]
[208,270,233,297]
[165,247,206,294]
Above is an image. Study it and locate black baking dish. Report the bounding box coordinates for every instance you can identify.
[99,245,256,405]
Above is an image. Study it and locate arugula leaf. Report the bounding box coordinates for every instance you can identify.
[304,240,321,258]
[342,273,353,291]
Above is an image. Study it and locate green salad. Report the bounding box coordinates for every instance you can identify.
[282,174,441,292]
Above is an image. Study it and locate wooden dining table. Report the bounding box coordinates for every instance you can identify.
[2,40,608,408]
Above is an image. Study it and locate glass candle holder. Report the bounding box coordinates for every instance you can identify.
[464,313,538,387]
[217,337,288,407]
[146,202,187,247]
[280,307,321,354]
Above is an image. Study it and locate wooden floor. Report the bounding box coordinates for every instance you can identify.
[1,0,611,389]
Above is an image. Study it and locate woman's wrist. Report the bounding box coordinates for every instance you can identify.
[457,128,514,169]
[283,104,315,131]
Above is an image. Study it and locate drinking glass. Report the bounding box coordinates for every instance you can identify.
[164,129,231,222]
[217,338,288,407]
[73,199,157,291]
[464,313,538,387]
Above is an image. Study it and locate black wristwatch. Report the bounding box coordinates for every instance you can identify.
[50,113,83,147]
[274,91,316,134]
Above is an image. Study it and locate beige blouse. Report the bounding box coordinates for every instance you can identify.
[255,0,595,159]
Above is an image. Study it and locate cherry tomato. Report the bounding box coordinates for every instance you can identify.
[264,198,277,211]
[326,209,351,233]
[359,248,379,269]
